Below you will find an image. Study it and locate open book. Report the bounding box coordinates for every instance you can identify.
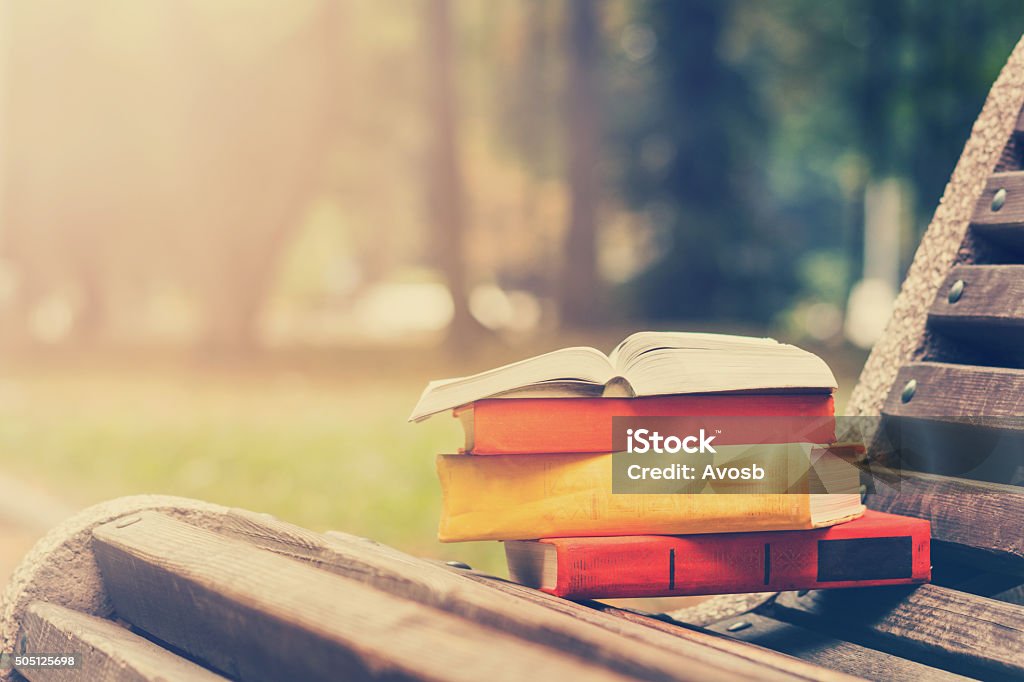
[410,331,836,422]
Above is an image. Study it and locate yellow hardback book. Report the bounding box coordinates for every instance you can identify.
[436,450,864,542]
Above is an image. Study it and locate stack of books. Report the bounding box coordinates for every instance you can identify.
[411,332,930,599]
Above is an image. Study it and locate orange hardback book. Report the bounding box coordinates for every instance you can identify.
[505,511,930,599]
[456,393,835,454]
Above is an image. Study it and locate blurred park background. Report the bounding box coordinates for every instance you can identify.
[1,0,1024,578]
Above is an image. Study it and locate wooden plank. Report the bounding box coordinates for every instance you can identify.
[867,469,1024,574]
[90,512,636,682]
[665,593,777,628]
[704,612,969,682]
[878,362,1024,488]
[882,362,1024,421]
[206,510,853,681]
[928,265,1024,343]
[770,585,1024,679]
[971,171,1024,229]
[969,171,1024,250]
[930,264,1024,327]
[451,574,855,682]
[14,602,226,682]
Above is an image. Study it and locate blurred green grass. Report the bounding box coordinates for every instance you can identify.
[0,339,866,578]
[0,364,509,572]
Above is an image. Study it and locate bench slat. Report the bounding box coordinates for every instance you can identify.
[970,171,1024,229]
[452,573,857,682]
[17,602,227,682]
[883,361,1024,421]
[880,363,1024,481]
[969,171,1024,250]
[91,512,634,682]
[704,612,970,682]
[928,265,1024,335]
[208,509,854,681]
[770,586,1024,679]
[867,469,1024,574]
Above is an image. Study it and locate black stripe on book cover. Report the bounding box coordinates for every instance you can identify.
[817,536,913,582]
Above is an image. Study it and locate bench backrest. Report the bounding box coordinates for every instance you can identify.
[848,36,1024,579]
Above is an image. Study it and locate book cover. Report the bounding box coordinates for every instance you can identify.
[458,394,835,454]
[505,510,930,599]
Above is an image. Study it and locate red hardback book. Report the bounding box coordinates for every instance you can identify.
[457,393,835,454]
[504,510,930,599]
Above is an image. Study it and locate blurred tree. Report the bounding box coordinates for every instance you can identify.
[0,1,340,352]
[187,2,341,354]
[559,0,604,326]
[423,0,483,345]
[3,0,1023,350]
[487,0,563,297]
[613,0,1024,326]
[730,0,1024,324]
[613,0,793,323]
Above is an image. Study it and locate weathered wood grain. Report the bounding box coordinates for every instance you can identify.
[578,600,910,682]
[770,585,1024,679]
[867,469,1024,574]
[664,593,777,628]
[970,172,1024,250]
[923,262,1024,378]
[451,574,859,682]
[883,362,1024,420]
[877,362,1024,489]
[704,612,969,682]
[16,602,226,682]
[91,512,635,682]
[206,510,853,681]
[928,265,1024,338]
[971,171,1024,227]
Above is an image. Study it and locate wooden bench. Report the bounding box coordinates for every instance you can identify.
[1,495,876,682]
[4,33,1024,682]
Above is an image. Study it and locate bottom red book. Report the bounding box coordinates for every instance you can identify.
[505,510,930,599]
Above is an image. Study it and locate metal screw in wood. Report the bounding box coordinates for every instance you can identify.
[992,187,1007,211]
[948,279,965,303]
[901,379,917,403]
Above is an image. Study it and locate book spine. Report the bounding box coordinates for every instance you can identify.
[550,524,930,599]
[465,396,835,455]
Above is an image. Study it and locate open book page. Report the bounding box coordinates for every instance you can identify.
[611,332,836,396]
[408,346,614,421]
[609,331,781,369]
[411,331,837,421]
